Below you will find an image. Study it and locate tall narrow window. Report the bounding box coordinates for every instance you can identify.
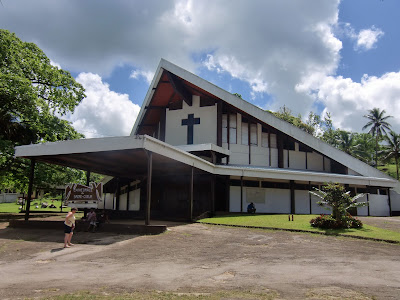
[250,123,257,146]
[229,114,237,144]
[241,120,249,145]
[261,127,269,148]
[270,133,277,148]
[222,114,228,143]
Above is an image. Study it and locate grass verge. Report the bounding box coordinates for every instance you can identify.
[198,214,400,243]
[0,200,64,213]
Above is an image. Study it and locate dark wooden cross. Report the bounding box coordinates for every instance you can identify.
[181,113,200,144]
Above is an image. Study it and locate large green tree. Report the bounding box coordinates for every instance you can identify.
[271,106,318,136]
[380,131,400,180]
[362,108,392,167]
[0,29,86,192]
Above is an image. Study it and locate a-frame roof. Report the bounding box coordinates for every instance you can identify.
[132,59,397,183]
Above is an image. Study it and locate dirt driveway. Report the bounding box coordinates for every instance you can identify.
[0,220,399,299]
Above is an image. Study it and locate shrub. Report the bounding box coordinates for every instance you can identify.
[310,214,363,229]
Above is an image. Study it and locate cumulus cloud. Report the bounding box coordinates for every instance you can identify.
[299,72,400,133]
[355,27,384,51]
[65,73,140,138]
[1,0,397,135]
[130,69,154,84]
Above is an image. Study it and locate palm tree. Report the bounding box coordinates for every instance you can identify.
[352,133,375,165]
[380,131,400,180]
[362,108,392,167]
[336,130,356,155]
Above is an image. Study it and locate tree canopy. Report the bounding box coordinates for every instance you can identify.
[362,108,392,167]
[0,29,86,192]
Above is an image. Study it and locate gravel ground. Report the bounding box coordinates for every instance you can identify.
[0,216,399,299]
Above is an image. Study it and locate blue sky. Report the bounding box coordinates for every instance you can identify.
[1,0,399,137]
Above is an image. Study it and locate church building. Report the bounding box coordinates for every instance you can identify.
[15,59,400,222]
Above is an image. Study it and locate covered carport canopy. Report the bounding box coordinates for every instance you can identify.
[14,135,215,224]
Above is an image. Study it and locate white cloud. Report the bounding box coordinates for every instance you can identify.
[130,69,154,84]
[65,73,140,138]
[356,27,384,51]
[2,0,397,135]
[303,72,400,133]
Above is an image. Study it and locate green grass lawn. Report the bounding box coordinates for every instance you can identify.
[0,200,65,213]
[198,214,400,243]
[378,163,398,179]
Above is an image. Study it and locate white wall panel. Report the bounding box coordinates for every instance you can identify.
[241,122,248,145]
[357,194,368,216]
[104,193,114,210]
[308,152,324,171]
[165,95,217,146]
[128,189,140,211]
[310,193,330,214]
[270,134,277,148]
[270,149,279,168]
[262,188,291,213]
[261,132,269,148]
[289,151,306,170]
[119,193,127,211]
[369,194,390,216]
[250,146,269,166]
[390,190,400,211]
[229,186,241,212]
[295,190,310,214]
[229,144,249,165]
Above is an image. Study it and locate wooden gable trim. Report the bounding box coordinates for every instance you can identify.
[166,71,192,106]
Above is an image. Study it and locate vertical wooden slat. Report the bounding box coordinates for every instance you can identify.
[309,181,312,214]
[216,101,223,146]
[86,170,91,186]
[211,174,215,215]
[278,134,284,168]
[290,180,295,214]
[126,182,130,211]
[227,108,230,148]
[160,108,166,142]
[189,166,194,221]
[146,151,153,225]
[268,127,271,166]
[240,176,243,213]
[115,177,120,211]
[367,186,370,216]
[24,159,36,221]
[248,121,251,165]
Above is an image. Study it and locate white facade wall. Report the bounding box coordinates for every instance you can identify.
[390,190,400,212]
[119,193,127,210]
[165,95,217,146]
[103,193,114,210]
[229,186,291,213]
[294,190,310,214]
[128,189,141,211]
[250,146,269,167]
[229,186,241,212]
[307,152,324,172]
[369,194,390,216]
[357,194,369,216]
[289,151,307,170]
[310,193,331,214]
[0,193,22,203]
[229,144,249,165]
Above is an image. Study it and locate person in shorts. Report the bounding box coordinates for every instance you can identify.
[86,208,97,233]
[64,207,77,248]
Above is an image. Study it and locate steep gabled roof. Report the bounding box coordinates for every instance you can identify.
[131,59,396,182]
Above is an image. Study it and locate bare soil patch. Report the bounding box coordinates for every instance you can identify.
[0,219,399,299]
